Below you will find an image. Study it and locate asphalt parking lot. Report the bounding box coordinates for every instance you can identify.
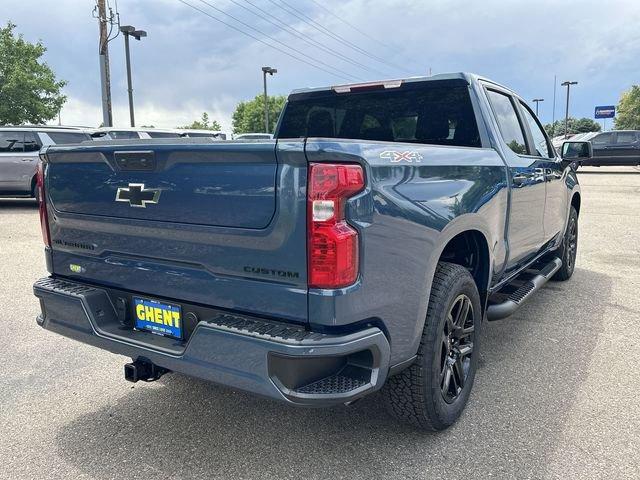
[1,167,639,480]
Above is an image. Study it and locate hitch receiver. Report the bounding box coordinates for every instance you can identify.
[124,359,169,383]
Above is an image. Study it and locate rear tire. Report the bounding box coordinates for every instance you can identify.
[552,206,578,281]
[382,262,481,430]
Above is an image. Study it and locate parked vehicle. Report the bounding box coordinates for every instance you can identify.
[178,129,227,140]
[91,127,183,140]
[551,131,598,150]
[0,126,91,198]
[580,130,640,166]
[33,73,588,430]
[234,132,273,140]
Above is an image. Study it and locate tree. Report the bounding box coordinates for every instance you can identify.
[544,117,601,137]
[0,23,66,125]
[232,94,286,134]
[178,112,221,131]
[615,85,640,130]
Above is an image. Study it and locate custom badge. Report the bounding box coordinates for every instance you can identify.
[380,150,424,163]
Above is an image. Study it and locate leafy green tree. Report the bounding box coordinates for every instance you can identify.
[178,112,221,130]
[0,23,66,125]
[232,94,286,134]
[615,85,640,130]
[544,117,601,137]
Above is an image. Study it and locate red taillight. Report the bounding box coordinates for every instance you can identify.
[308,163,365,289]
[36,161,51,247]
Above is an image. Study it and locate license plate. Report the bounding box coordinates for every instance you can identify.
[133,297,183,339]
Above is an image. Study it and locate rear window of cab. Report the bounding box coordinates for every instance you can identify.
[277,81,481,148]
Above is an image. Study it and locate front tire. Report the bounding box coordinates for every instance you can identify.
[382,262,481,430]
[552,206,578,281]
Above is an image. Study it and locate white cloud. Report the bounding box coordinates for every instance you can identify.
[8,0,640,128]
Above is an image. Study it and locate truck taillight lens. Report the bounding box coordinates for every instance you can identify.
[308,163,364,288]
[36,162,51,247]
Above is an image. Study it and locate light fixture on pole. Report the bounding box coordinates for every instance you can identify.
[120,25,147,127]
[262,66,277,133]
[532,98,544,117]
[561,81,578,139]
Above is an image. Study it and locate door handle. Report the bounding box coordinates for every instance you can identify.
[512,173,528,186]
[21,158,34,162]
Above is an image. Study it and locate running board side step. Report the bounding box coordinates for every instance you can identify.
[486,257,562,321]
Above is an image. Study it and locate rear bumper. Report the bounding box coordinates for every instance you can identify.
[33,277,390,406]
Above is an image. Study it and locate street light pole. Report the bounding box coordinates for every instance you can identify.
[262,66,277,133]
[532,98,544,117]
[561,81,578,139]
[120,25,147,127]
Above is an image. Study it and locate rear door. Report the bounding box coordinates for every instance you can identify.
[484,88,546,270]
[43,140,309,322]
[0,130,40,192]
[517,101,566,242]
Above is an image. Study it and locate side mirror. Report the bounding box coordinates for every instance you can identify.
[561,140,592,160]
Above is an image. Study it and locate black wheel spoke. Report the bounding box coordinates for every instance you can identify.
[455,297,470,327]
[442,365,452,393]
[453,359,465,389]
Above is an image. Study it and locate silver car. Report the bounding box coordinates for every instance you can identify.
[0,126,91,198]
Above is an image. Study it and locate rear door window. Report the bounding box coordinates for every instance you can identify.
[23,131,41,152]
[486,90,527,155]
[278,82,481,147]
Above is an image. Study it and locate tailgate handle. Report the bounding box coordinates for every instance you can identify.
[114,151,156,171]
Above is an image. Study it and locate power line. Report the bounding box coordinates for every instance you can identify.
[308,0,396,51]
[194,0,363,82]
[176,0,358,82]
[266,0,410,75]
[234,0,388,77]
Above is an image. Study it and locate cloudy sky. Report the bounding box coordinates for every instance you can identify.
[4,0,640,132]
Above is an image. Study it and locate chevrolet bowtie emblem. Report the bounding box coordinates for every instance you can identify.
[115,183,161,208]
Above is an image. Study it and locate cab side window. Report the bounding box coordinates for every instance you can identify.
[519,102,554,158]
[486,90,527,155]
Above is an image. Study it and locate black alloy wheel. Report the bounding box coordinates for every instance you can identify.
[440,294,475,403]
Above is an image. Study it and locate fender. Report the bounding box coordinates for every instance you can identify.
[406,215,496,360]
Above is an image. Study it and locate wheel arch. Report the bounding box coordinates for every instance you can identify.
[571,191,581,216]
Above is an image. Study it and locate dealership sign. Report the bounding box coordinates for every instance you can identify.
[594,105,616,119]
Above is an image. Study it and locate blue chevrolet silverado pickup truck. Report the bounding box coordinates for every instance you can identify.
[33,73,591,430]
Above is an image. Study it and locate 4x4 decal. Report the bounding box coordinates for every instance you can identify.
[380,150,424,163]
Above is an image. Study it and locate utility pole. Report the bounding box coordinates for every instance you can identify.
[551,75,557,137]
[96,0,113,127]
[262,66,277,133]
[532,98,544,117]
[120,25,147,127]
[561,81,578,139]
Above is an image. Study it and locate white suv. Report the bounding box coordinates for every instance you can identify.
[0,126,91,198]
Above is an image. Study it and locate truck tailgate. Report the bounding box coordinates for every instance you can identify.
[42,140,308,322]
